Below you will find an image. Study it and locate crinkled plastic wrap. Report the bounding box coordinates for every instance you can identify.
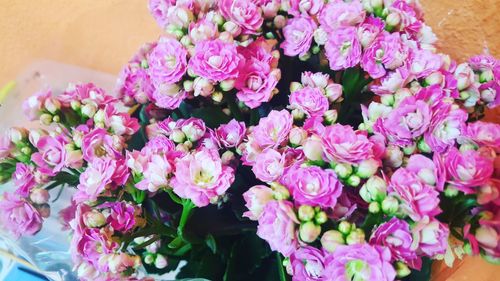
[0,60,117,281]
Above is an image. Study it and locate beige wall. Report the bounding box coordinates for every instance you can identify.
[0,1,499,280]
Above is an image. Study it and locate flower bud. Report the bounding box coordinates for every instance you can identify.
[481,88,496,103]
[223,21,241,37]
[325,83,343,102]
[313,27,328,45]
[82,103,97,118]
[444,185,459,197]
[363,175,387,202]
[334,163,353,179]
[380,94,395,106]
[346,175,361,187]
[324,110,338,125]
[220,79,235,92]
[395,262,411,278]
[417,138,432,153]
[402,143,417,155]
[321,230,345,253]
[299,221,321,243]
[386,13,401,26]
[368,202,381,213]
[144,254,155,265]
[480,69,494,83]
[346,229,365,245]
[303,136,323,161]
[171,129,186,143]
[30,188,50,204]
[425,72,444,86]
[270,182,290,200]
[183,80,194,92]
[221,150,236,165]
[290,82,303,93]
[212,91,224,103]
[44,98,61,114]
[38,203,51,218]
[146,240,161,253]
[356,158,379,178]
[315,211,328,225]
[384,145,403,168]
[370,0,383,8]
[289,127,307,147]
[219,31,234,43]
[9,127,27,143]
[193,77,214,97]
[298,205,315,221]
[70,100,81,111]
[154,254,168,269]
[338,221,352,235]
[381,196,399,214]
[83,210,106,228]
[274,15,287,29]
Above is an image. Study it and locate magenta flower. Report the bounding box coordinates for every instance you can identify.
[444,147,494,193]
[76,158,117,202]
[323,244,396,281]
[189,39,242,82]
[357,16,384,48]
[103,105,140,136]
[216,119,246,148]
[148,0,175,27]
[106,202,138,233]
[321,124,375,164]
[235,59,280,109]
[152,83,188,109]
[171,149,235,207]
[409,49,443,78]
[219,0,263,35]
[282,16,317,57]
[0,134,13,160]
[325,27,362,71]
[374,96,431,147]
[243,185,275,220]
[252,148,285,183]
[82,128,122,162]
[13,163,37,197]
[361,32,407,79]
[424,101,468,153]
[286,0,324,17]
[464,121,500,151]
[189,18,218,44]
[370,218,420,268]
[0,192,43,238]
[148,37,188,85]
[406,154,446,191]
[31,135,69,176]
[319,0,365,32]
[412,218,450,258]
[389,168,441,221]
[281,165,342,209]
[75,227,119,270]
[22,89,51,121]
[116,63,154,105]
[289,86,329,118]
[289,246,327,281]
[257,200,299,257]
[252,110,293,149]
[136,154,174,192]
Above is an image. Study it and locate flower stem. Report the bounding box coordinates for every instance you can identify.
[178,199,195,241]
[276,252,287,281]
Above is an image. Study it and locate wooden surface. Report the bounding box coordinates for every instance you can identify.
[0,1,498,280]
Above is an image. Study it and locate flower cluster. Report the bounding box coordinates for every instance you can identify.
[1,1,499,281]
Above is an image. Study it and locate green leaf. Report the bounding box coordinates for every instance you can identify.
[205,234,217,254]
[403,258,432,281]
[191,107,231,128]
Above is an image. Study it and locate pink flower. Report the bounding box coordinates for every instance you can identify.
[136,154,174,192]
[409,49,443,78]
[406,154,445,191]
[243,185,275,220]
[148,37,188,85]
[323,244,396,281]
[370,218,420,268]
[319,0,365,32]
[281,165,342,209]
[282,16,317,57]
[152,84,187,109]
[235,60,280,109]
[444,147,494,193]
[76,158,117,202]
[389,168,441,221]
[103,105,140,136]
[468,54,498,72]
[361,32,407,79]
[117,63,154,105]
[177,117,207,142]
[189,18,218,44]
[22,89,51,121]
[257,200,299,257]
[252,110,293,149]
[412,218,450,258]
[289,246,327,281]
[219,0,263,35]
[216,119,246,148]
[75,227,119,269]
[424,102,468,153]
[370,66,410,95]
[464,121,500,152]
[31,135,69,175]
[82,128,122,162]
[301,72,329,89]
[252,148,285,182]
[171,149,235,207]
[321,124,375,164]
[357,16,384,48]
[0,193,43,238]
[189,39,243,82]
[374,96,431,147]
[13,163,37,197]
[58,83,115,108]
[286,0,324,16]
[325,27,362,71]
[289,86,329,118]
[148,0,175,27]
[0,134,13,160]
[106,202,138,232]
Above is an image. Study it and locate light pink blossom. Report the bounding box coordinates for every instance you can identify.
[325,27,361,71]
[189,39,242,82]
[0,192,43,238]
[282,16,317,57]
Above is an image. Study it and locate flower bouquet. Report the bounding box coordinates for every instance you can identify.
[1,0,499,280]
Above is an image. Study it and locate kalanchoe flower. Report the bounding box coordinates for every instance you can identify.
[250,109,293,150]
[216,119,246,148]
[361,32,408,79]
[285,0,324,17]
[22,88,51,121]
[412,218,450,258]
[289,86,330,118]
[0,192,43,238]
[424,101,468,153]
[105,202,139,232]
[370,218,421,269]
[323,244,396,281]
[325,27,362,71]
[288,246,327,281]
[171,149,235,207]
[31,135,70,176]
[257,200,299,257]
[82,128,123,162]
[319,0,365,32]
[76,157,118,202]
[463,121,500,152]
[321,124,375,164]
[252,148,285,183]
[148,37,188,85]
[280,164,343,209]
[281,16,317,57]
[243,185,275,220]
[12,163,37,197]
[219,0,263,35]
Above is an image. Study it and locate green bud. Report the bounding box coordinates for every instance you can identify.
[402,144,417,155]
[356,158,379,179]
[346,175,361,187]
[144,254,155,265]
[315,211,328,225]
[444,185,459,197]
[368,202,381,213]
[380,94,395,106]
[299,221,321,243]
[346,229,366,245]
[395,262,411,278]
[334,163,353,179]
[338,221,352,235]
[321,230,345,253]
[417,139,431,153]
[271,182,290,200]
[298,205,315,222]
[381,196,399,214]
